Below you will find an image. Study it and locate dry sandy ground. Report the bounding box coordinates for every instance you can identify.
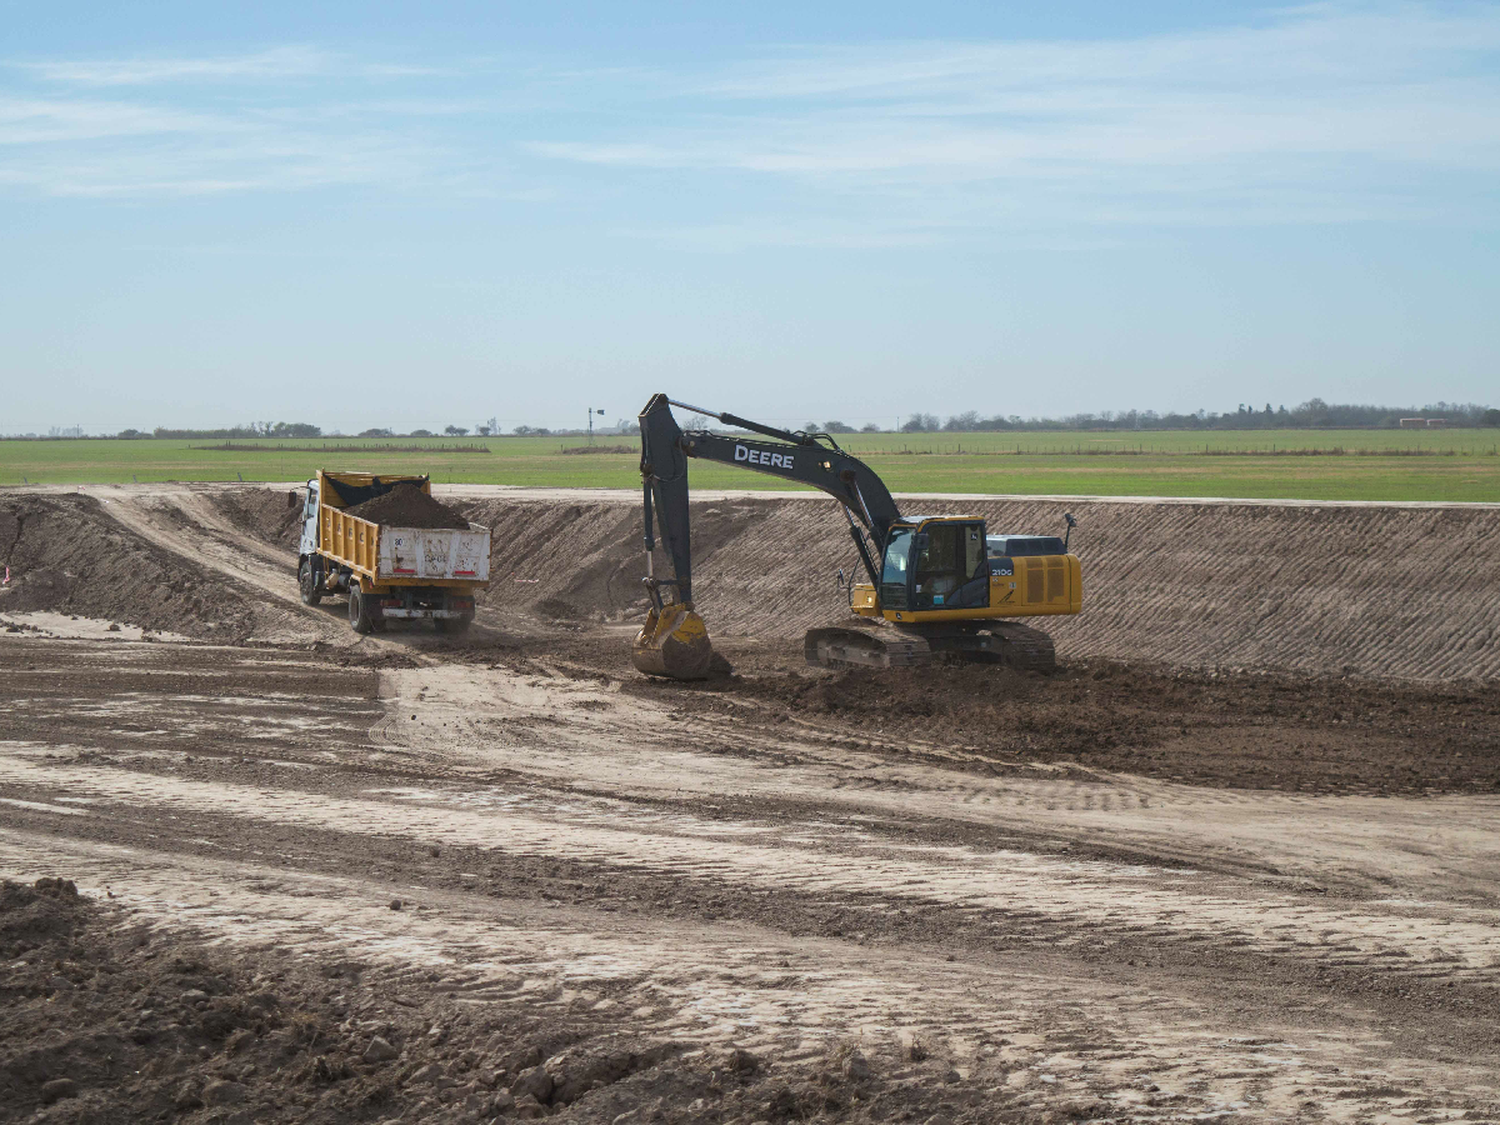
[2,483,1499,1125]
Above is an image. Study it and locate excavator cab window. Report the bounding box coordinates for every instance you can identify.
[879,528,912,610]
[912,522,989,610]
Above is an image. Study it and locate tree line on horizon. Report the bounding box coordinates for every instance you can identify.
[883,399,1499,434]
[12,398,1499,440]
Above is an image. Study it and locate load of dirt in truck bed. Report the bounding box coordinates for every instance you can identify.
[343,484,469,531]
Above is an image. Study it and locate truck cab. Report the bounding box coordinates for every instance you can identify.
[297,477,321,559]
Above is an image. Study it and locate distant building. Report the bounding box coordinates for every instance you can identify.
[1400,418,1427,428]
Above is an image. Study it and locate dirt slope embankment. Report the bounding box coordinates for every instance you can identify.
[456,493,1500,682]
[5,485,1494,681]
[0,494,260,640]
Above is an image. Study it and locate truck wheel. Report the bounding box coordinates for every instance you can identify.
[298,558,323,606]
[347,583,374,635]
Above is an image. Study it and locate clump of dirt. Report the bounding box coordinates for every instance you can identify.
[0,877,82,946]
[0,877,1018,1124]
[344,484,469,530]
[0,497,257,641]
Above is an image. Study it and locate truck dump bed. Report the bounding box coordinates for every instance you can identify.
[320,508,491,583]
[314,471,491,587]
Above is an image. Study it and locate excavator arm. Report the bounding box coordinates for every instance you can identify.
[639,392,900,606]
[633,393,902,679]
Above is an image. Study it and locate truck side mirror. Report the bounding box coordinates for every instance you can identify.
[288,490,299,509]
[912,532,930,549]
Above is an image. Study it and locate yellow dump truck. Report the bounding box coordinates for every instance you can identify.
[295,471,491,634]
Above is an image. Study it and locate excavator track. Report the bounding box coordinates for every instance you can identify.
[804,621,1057,672]
[969,621,1058,671]
[804,628,932,669]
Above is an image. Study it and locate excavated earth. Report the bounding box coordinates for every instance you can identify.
[2,482,1500,1125]
[343,484,471,531]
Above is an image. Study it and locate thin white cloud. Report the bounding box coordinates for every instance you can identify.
[699,7,1500,99]
[18,45,437,86]
[519,3,1500,229]
[0,98,226,144]
[21,46,334,86]
[3,3,1497,227]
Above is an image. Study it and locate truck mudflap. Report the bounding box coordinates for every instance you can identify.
[374,591,475,621]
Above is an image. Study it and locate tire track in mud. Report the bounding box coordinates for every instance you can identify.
[4,826,1496,1125]
[6,753,1500,994]
[4,632,1500,1120]
[371,662,1500,905]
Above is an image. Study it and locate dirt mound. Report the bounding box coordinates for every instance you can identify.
[454,497,769,623]
[0,878,83,946]
[685,656,1500,796]
[0,496,258,641]
[213,487,304,550]
[0,874,988,1125]
[142,486,1500,681]
[344,484,469,530]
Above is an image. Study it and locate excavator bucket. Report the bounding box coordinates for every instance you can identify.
[631,601,717,680]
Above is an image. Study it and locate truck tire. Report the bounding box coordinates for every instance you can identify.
[347,582,374,635]
[298,557,323,606]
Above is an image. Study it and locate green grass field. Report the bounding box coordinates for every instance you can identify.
[3,430,1498,502]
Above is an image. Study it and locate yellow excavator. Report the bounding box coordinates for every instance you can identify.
[631,393,1083,680]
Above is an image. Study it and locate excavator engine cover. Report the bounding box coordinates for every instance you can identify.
[632,601,716,680]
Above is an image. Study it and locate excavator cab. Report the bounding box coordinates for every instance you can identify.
[856,514,1081,626]
[911,520,989,610]
[879,519,989,611]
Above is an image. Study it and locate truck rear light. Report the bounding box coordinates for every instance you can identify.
[380,598,401,608]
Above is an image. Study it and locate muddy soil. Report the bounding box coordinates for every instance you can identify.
[3,483,1500,1124]
[3,879,982,1125]
[670,655,1500,797]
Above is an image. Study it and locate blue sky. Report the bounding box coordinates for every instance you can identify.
[3,1,1497,433]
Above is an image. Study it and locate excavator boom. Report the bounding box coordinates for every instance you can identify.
[638,394,898,601]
